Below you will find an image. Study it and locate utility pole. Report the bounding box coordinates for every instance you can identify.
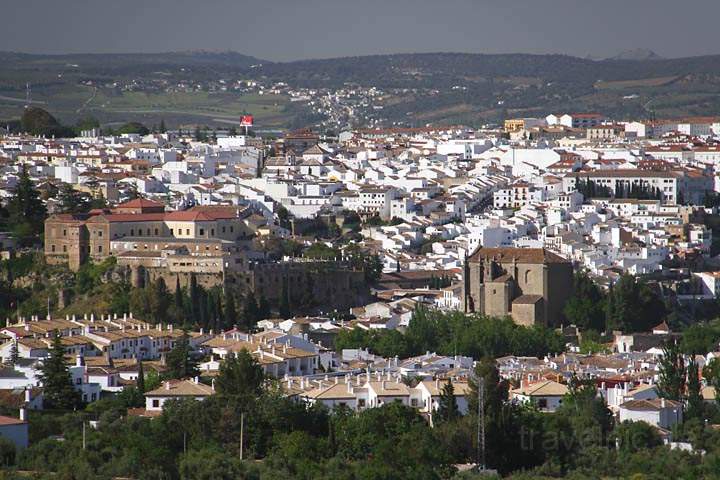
[239,412,245,461]
[477,376,486,472]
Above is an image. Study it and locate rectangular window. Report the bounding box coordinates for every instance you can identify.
[199,228,205,236]
[152,399,160,408]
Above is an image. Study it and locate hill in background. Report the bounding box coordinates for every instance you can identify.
[2,50,720,129]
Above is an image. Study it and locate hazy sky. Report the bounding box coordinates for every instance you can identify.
[3,0,719,61]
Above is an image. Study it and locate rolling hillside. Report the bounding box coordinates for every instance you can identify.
[2,50,720,128]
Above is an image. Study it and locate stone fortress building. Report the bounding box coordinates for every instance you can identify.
[45,198,370,310]
[463,247,573,326]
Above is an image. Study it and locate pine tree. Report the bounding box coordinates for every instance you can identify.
[436,379,459,423]
[39,334,80,409]
[159,119,167,134]
[57,184,90,214]
[215,350,264,398]
[8,164,46,243]
[136,358,146,395]
[164,331,199,380]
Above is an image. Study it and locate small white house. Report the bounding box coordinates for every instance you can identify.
[510,380,569,412]
[144,378,215,411]
[618,398,683,430]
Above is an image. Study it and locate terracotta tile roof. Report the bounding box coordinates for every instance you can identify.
[0,415,25,426]
[468,247,569,265]
[620,398,681,411]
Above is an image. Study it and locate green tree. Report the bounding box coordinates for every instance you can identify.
[118,122,149,135]
[223,292,238,330]
[215,350,265,398]
[7,164,46,243]
[436,379,459,423]
[606,274,665,333]
[174,276,185,324]
[164,331,199,380]
[613,420,662,454]
[20,107,73,137]
[136,359,146,395]
[704,358,720,410]
[242,295,260,330]
[38,334,80,410]
[159,119,167,134]
[686,357,703,420]
[279,280,291,319]
[563,271,606,331]
[657,338,686,401]
[0,437,16,466]
[8,339,18,366]
[57,183,90,214]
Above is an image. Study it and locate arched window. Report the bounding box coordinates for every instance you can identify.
[525,270,532,284]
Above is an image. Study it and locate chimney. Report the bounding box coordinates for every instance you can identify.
[165,381,171,391]
[129,312,133,319]
[382,380,386,390]
[211,379,215,391]
[19,407,26,422]
[90,313,94,322]
[347,382,353,394]
[24,389,30,403]
[661,398,666,408]
[76,354,84,367]
[193,376,198,384]
[435,378,439,390]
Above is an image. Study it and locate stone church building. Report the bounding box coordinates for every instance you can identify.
[463,247,573,326]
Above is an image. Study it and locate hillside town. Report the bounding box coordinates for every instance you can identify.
[0,108,720,477]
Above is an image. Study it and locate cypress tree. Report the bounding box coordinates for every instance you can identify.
[136,359,146,395]
[224,293,238,330]
[174,276,184,324]
[436,379,459,423]
[686,357,703,419]
[189,274,199,324]
[9,340,18,366]
[279,281,291,319]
